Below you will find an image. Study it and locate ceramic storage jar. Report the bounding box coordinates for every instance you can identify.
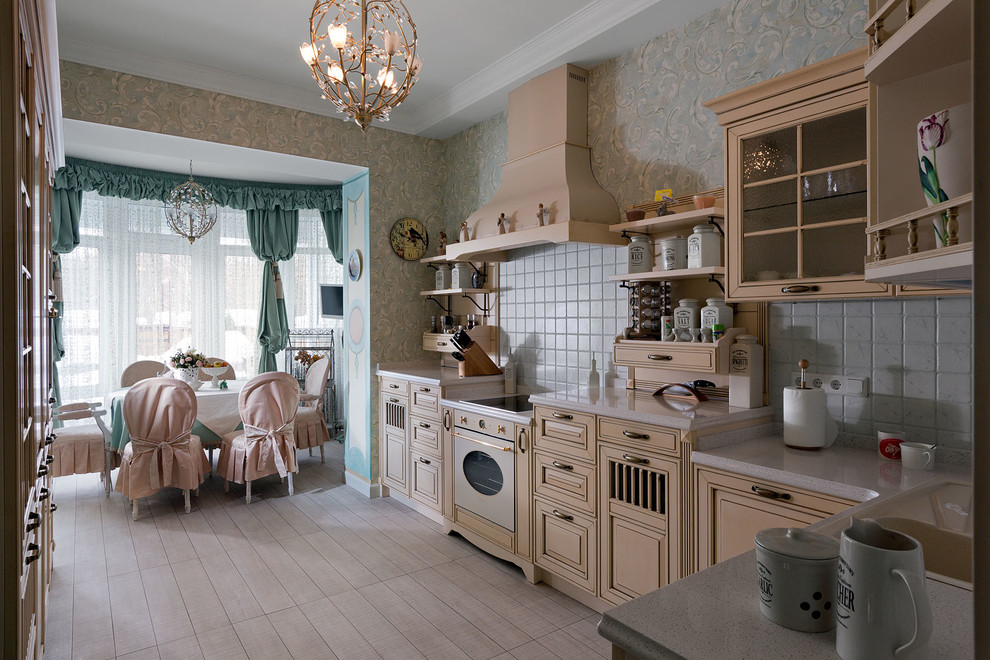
[755,527,839,633]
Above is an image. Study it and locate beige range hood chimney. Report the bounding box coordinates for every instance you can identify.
[445,64,623,261]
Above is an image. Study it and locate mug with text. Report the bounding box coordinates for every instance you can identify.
[877,430,904,461]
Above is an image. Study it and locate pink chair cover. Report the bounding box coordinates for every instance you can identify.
[295,357,332,450]
[121,359,166,387]
[216,372,300,484]
[115,378,210,499]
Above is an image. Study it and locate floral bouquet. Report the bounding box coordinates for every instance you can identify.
[169,348,207,371]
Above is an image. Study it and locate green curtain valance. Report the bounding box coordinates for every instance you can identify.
[54,157,342,212]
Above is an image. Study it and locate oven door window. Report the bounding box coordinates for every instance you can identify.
[462,450,504,496]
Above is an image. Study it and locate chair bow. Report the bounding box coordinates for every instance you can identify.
[243,420,296,478]
[129,430,192,491]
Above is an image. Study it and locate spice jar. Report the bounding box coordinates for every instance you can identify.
[627,235,653,273]
[673,298,699,330]
[687,224,721,269]
[435,264,451,289]
[701,297,733,330]
[659,236,687,271]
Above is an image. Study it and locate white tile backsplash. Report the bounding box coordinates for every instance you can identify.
[769,298,972,449]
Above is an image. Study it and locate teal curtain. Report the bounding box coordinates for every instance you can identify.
[320,209,344,265]
[54,158,342,213]
[51,188,83,408]
[247,207,299,373]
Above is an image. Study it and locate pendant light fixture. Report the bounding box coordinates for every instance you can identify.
[165,161,218,244]
[300,0,422,132]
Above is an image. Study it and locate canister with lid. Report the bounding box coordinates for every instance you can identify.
[673,298,699,330]
[659,236,687,271]
[687,224,721,268]
[435,264,451,289]
[451,263,472,289]
[627,235,653,273]
[701,297,733,330]
[755,527,839,633]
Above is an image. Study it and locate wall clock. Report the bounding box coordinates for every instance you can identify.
[389,217,428,261]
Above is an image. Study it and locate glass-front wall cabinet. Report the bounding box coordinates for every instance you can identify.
[708,49,889,301]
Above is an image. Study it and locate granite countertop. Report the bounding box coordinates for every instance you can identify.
[598,437,974,659]
[528,387,773,431]
[376,361,505,387]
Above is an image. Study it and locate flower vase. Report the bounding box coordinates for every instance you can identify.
[172,367,202,390]
[917,103,972,248]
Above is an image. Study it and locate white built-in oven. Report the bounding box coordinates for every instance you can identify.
[452,417,516,531]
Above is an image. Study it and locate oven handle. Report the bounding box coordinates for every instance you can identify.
[452,431,513,452]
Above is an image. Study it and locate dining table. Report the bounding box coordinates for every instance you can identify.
[105,379,246,455]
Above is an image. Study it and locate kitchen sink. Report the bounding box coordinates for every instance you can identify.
[815,479,972,586]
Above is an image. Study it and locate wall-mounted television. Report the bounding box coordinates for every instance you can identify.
[320,284,344,319]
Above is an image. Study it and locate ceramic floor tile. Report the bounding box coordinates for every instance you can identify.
[357,581,469,660]
[226,545,296,614]
[302,597,382,660]
[140,564,195,645]
[328,590,428,660]
[114,646,161,660]
[266,606,336,660]
[253,540,326,606]
[233,614,291,659]
[170,558,232,635]
[156,634,205,660]
[195,625,248,660]
[107,570,157,655]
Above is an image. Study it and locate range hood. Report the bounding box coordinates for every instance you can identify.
[445,64,623,261]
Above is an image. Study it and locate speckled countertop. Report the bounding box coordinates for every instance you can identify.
[376,361,504,390]
[598,438,973,659]
[528,387,773,431]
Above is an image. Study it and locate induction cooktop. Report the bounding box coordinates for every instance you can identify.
[463,393,533,413]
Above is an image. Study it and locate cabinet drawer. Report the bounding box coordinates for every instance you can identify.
[410,384,441,419]
[613,343,716,373]
[410,452,441,512]
[380,377,408,395]
[698,468,855,516]
[423,326,492,354]
[410,415,441,458]
[534,497,597,594]
[534,406,595,463]
[598,417,679,455]
[533,451,596,516]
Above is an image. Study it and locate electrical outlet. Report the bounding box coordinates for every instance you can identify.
[791,372,869,397]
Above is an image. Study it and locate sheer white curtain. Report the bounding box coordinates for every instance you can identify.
[59,191,341,403]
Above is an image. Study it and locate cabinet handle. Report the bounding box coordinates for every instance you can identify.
[437,341,448,347]
[751,485,791,501]
[497,425,505,434]
[25,543,40,565]
[551,460,573,471]
[459,416,467,424]
[517,428,527,453]
[48,396,56,405]
[647,354,673,361]
[551,509,574,521]
[622,453,649,465]
[45,434,54,446]
[48,307,59,319]
[45,455,54,465]
[780,285,820,294]
[26,512,40,533]
[37,488,50,501]
[444,410,451,431]
[37,465,48,477]
[418,457,431,465]
[389,397,400,403]
[551,412,573,420]
[622,430,648,440]
[389,384,399,389]
[50,502,57,513]
[418,422,431,429]
[418,387,431,392]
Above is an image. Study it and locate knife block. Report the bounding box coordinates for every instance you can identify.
[457,343,503,377]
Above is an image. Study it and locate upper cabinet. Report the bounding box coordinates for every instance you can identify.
[706,49,890,301]
[862,0,972,289]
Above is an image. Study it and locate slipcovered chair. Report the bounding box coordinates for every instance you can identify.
[121,359,166,387]
[51,402,119,496]
[115,378,211,519]
[216,372,300,503]
[294,356,332,463]
[197,357,236,381]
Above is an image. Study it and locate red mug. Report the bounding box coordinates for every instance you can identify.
[877,430,904,461]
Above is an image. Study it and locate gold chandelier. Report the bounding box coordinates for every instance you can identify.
[165,162,218,244]
[300,0,422,132]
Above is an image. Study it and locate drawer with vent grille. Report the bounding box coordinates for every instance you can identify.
[599,444,679,529]
[382,394,407,431]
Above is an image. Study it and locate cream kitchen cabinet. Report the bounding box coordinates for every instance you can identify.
[694,466,856,571]
[380,388,409,495]
[705,48,889,301]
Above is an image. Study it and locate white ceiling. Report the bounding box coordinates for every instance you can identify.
[56,0,726,140]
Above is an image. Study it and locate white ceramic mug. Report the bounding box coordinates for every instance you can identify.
[877,430,904,461]
[835,518,932,660]
[900,442,935,471]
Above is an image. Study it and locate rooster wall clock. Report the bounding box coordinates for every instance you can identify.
[389,217,428,261]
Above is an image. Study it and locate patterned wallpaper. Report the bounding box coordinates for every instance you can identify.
[59,61,448,480]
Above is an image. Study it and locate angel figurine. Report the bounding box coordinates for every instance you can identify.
[497,213,507,234]
[436,231,447,255]
[537,203,549,226]
[459,221,470,243]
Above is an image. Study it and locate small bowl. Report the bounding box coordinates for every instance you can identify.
[693,195,716,210]
[625,209,646,222]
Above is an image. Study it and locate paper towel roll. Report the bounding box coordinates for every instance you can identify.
[783,386,837,449]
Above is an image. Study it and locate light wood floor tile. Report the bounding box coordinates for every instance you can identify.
[266,606,336,660]
[194,625,248,660]
[301,597,382,660]
[156,634,205,660]
[108,570,157,655]
[114,646,161,660]
[47,444,605,660]
[233,614,291,659]
[140,564,195,645]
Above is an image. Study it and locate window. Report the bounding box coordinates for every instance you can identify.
[59,191,341,402]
